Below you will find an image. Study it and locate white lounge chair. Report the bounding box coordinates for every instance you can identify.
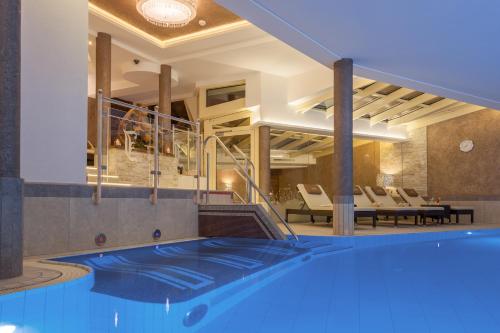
[285,184,377,227]
[297,184,333,211]
[397,188,473,224]
[363,185,420,226]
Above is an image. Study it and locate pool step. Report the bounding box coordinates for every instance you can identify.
[297,239,353,256]
[198,204,287,240]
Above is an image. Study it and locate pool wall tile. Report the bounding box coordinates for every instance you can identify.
[24,197,70,256]
[23,287,46,331]
[43,284,64,333]
[117,198,159,245]
[23,193,198,257]
[159,198,199,240]
[69,197,121,251]
[0,292,25,328]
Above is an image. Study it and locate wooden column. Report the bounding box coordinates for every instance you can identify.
[159,64,173,154]
[95,32,111,144]
[332,59,354,235]
[0,0,23,279]
[259,126,271,196]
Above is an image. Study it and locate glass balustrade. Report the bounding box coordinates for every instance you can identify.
[93,91,202,204]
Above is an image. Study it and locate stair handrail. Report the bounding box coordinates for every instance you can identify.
[232,144,256,203]
[231,189,247,204]
[203,135,299,241]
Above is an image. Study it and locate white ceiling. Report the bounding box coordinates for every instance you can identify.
[89,11,324,103]
[217,0,500,110]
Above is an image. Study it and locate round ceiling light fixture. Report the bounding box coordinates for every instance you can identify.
[136,0,197,28]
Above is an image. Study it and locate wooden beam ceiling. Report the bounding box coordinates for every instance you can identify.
[270,131,295,147]
[352,87,413,120]
[290,138,333,157]
[279,134,315,150]
[298,78,375,115]
[407,104,486,130]
[369,93,436,125]
[353,82,390,100]
[387,99,460,126]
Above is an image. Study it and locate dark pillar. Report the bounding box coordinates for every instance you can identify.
[159,64,173,154]
[259,126,271,196]
[0,0,23,278]
[96,32,111,144]
[333,59,354,235]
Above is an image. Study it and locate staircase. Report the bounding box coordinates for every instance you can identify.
[86,166,125,186]
[200,135,299,241]
[199,204,287,240]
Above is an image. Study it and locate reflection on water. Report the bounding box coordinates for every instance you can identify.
[0,238,317,333]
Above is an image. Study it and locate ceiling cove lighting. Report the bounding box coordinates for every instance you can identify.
[136,0,197,28]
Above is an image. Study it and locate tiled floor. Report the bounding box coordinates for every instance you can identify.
[0,260,90,295]
[282,218,500,236]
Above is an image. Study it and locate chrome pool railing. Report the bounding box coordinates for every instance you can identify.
[203,135,299,241]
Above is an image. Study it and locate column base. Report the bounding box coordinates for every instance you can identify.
[333,195,354,235]
[0,177,24,279]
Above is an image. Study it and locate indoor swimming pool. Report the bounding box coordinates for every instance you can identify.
[1,230,500,333]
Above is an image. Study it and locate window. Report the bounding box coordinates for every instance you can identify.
[206,84,245,107]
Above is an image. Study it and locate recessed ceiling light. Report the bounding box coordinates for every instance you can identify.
[198,19,206,27]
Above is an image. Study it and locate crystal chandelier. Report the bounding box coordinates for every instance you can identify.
[136,0,197,28]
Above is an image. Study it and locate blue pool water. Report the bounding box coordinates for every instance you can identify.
[2,231,500,332]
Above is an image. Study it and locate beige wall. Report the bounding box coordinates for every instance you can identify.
[427,109,500,197]
[275,154,334,198]
[354,142,380,188]
[216,169,247,200]
[274,142,380,199]
[88,97,96,147]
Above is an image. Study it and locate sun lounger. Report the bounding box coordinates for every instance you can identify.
[285,184,377,227]
[363,185,419,226]
[396,188,445,224]
[397,187,473,224]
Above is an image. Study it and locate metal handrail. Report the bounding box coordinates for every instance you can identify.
[94,90,202,205]
[102,96,196,126]
[232,144,256,203]
[152,106,160,204]
[94,89,103,204]
[203,135,299,241]
[232,190,247,204]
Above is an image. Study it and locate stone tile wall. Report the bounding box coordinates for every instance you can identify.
[23,184,198,257]
[380,127,428,194]
[107,148,179,188]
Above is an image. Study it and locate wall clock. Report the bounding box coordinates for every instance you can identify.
[459,139,474,153]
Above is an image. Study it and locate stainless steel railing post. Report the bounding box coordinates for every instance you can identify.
[187,128,191,173]
[205,153,210,204]
[172,124,176,157]
[195,121,201,204]
[151,107,159,205]
[245,159,252,203]
[233,144,256,203]
[94,89,103,204]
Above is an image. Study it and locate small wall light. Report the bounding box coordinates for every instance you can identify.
[376,173,394,188]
